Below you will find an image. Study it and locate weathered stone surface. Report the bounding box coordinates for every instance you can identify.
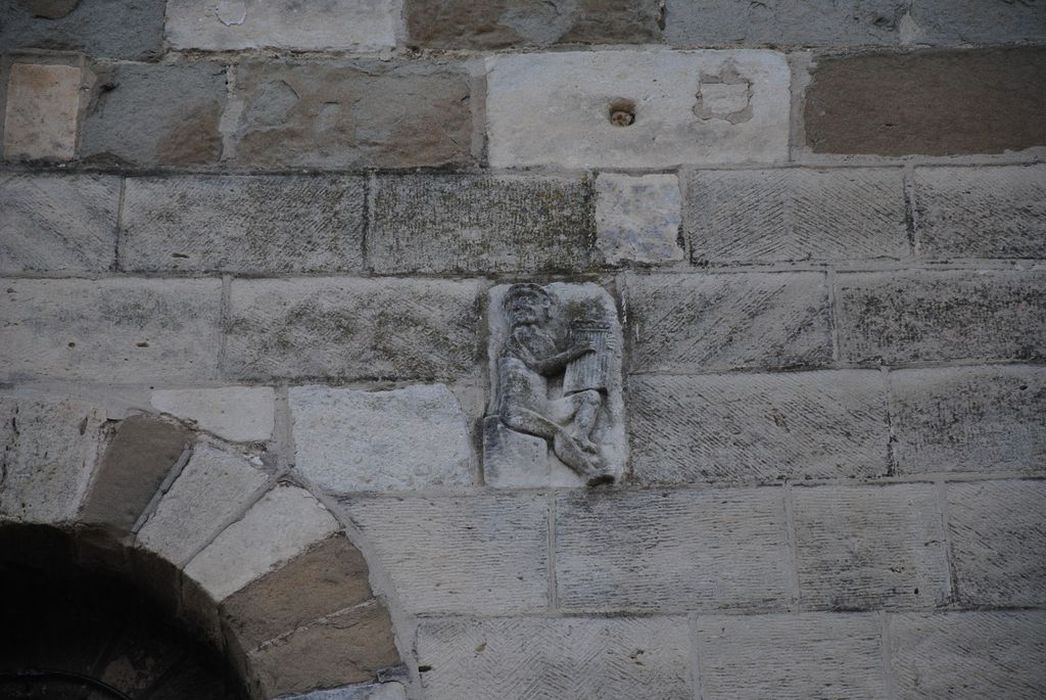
[406,0,662,48]
[224,278,480,381]
[888,612,1046,699]
[338,493,549,614]
[595,173,684,265]
[556,488,792,611]
[836,270,1046,365]
[482,416,576,488]
[913,165,1046,259]
[81,62,225,166]
[370,174,598,274]
[686,168,908,265]
[947,480,1046,608]
[136,445,268,566]
[803,48,1046,155]
[3,63,81,161]
[290,384,472,493]
[909,0,1046,45]
[630,371,888,484]
[166,0,396,52]
[185,484,339,601]
[121,176,366,274]
[417,616,691,699]
[0,0,164,60]
[627,272,833,373]
[1,278,222,382]
[0,397,106,523]
[693,613,886,699]
[230,61,472,169]
[0,173,119,274]
[890,366,1046,475]
[486,50,790,168]
[150,387,276,443]
[793,484,950,610]
[282,684,407,700]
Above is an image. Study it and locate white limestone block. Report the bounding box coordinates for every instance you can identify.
[595,173,684,265]
[151,386,275,443]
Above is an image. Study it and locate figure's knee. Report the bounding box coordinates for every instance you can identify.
[578,389,601,407]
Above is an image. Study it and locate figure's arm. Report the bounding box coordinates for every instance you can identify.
[509,332,594,375]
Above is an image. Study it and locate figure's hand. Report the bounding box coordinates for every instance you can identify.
[569,340,598,359]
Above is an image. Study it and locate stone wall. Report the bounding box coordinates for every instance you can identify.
[1,1,1044,698]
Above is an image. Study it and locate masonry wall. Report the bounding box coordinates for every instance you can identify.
[1,1,1045,699]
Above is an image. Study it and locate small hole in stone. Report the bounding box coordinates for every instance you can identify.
[608,98,636,127]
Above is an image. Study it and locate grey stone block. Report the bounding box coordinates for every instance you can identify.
[686,168,908,265]
[793,484,950,611]
[120,176,365,274]
[369,175,598,274]
[555,488,792,612]
[0,0,165,60]
[914,165,1046,259]
[595,173,684,265]
[0,174,119,274]
[890,366,1046,475]
[627,272,833,373]
[223,277,481,381]
[417,616,691,700]
[837,270,1046,365]
[887,612,1046,699]
[337,493,550,614]
[909,0,1046,45]
[947,480,1046,608]
[693,613,886,699]
[1,278,222,382]
[630,371,889,485]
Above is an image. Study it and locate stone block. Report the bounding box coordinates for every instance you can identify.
[890,366,1046,475]
[803,48,1046,156]
[120,175,366,274]
[1,278,223,382]
[289,384,473,493]
[486,50,790,169]
[836,270,1046,365]
[229,60,472,169]
[909,0,1046,45]
[150,387,276,443]
[627,272,833,373]
[369,174,598,274]
[792,484,950,610]
[185,483,340,601]
[482,416,583,488]
[630,371,889,484]
[686,168,908,265]
[887,612,1046,698]
[165,0,396,52]
[80,62,225,166]
[417,616,691,699]
[3,62,82,161]
[136,445,269,566]
[595,173,684,265]
[337,493,549,614]
[693,613,886,699]
[224,277,480,381]
[555,488,792,611]
[0,0,165,60]
[0,173,119,274]
[947,480,1046,608]
[913,165,1046,259]
[282,684,407,700]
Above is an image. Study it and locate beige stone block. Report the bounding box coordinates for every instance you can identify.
[4,63,82,161]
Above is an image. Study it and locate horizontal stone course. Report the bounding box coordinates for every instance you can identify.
[0,0,165,59]
[909,0,1046,45]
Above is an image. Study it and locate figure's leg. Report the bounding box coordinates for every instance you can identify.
[503,405,601,479]
[549,390,603,453]
[501,405,559,441]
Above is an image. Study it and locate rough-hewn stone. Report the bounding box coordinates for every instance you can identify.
[792,484,950,610]
[836,270,1046,365]
[0,173,119,274]
[224,278,480,381]
[150,387,276,443]
[630,371,888,484]
[595,173,684,265]
[0,0,164,60]
[803,48,1046,156]
[913,165,1046,259]
[555,488,792,612]
[909,0,1046,45]
[627,272,833,373]
[338,493,549,614]
[686,168,908,265]
[282,684,407,700]
[370,174,598,274]
[230,60,472,169]
[693,613,886,699]
[947,480,1046,608]
[121,176,366,274]
[1,278,223,382]
[3,62,81,161]
[417,616,691,699]
[486,50,790,168]
[890,366,1046,475]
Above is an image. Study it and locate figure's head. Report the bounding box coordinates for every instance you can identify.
[503,283,552,327]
